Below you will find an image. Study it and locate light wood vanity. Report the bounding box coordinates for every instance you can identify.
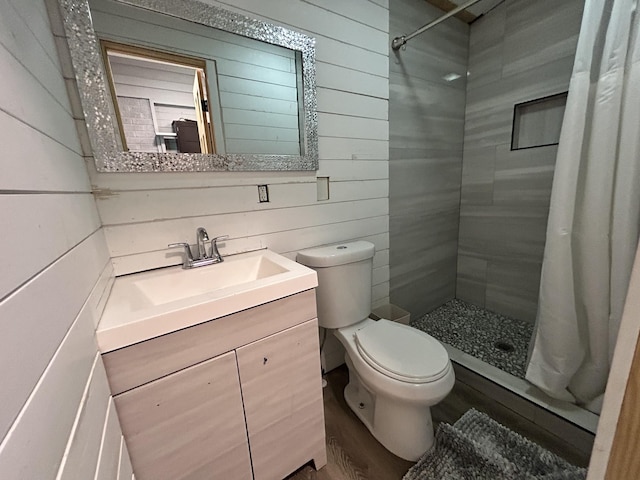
[100,288,327,480]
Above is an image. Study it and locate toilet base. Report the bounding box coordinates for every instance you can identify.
[343,356,436,461]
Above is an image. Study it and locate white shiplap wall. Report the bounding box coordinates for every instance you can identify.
[0,0,130,478]
[90,0,391,308]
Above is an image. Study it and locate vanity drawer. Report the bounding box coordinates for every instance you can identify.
[102,289,317,395]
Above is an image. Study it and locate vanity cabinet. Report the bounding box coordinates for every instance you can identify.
[237,320,325,480]
[102,290,326,480]
[114,351,252,479]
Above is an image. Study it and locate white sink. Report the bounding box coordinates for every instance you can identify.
[97,249,317,352]
[131,253,289,307]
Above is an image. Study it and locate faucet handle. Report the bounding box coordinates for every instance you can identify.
[168,242,194,267]
[209,235,229,261]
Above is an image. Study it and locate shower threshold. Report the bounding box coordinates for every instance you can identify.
[412,299,599,434]
[444,342,599,434]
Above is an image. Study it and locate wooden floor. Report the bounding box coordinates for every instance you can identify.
[287,366,413,480]
[287,364,593,479]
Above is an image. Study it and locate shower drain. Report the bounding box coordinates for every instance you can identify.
[494,341,515,353]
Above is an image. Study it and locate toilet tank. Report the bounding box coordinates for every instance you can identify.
[297,241,375,329]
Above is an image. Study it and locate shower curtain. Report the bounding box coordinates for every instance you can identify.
[526,0,640,413]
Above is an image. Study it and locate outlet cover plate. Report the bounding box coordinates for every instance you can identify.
[258,185,269,202]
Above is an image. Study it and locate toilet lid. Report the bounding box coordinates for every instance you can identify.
[354,320,450,384]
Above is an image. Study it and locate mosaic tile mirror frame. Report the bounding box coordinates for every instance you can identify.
[58,0,318,172]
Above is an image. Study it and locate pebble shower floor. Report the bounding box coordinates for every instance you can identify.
[412,299,534,378]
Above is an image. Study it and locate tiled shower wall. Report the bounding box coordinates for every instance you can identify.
[456,0,585,322]
[389,0,469,318]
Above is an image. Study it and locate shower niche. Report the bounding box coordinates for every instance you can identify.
[511,92,568,150]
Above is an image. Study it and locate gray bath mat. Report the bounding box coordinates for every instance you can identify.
[403,409,586,480]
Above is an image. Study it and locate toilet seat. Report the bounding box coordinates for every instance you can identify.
[354,320,450,384]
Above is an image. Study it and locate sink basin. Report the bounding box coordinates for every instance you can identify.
[132,253,289,307]
[97,249,317,352]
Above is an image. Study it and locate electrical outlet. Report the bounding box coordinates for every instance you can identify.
[258,184,269,202]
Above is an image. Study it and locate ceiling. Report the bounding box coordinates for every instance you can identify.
[425,0,505,24]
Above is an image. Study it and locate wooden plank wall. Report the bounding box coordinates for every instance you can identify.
[587,246,640,479]
[109,57,197,152]
[88,0,391,309]
[155,105,197,133]
[109,56,196,110]
[0,0,130,478]
[389,0,469,318]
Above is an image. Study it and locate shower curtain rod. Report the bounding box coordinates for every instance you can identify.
[391,0,483,50]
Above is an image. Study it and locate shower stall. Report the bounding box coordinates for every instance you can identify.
[390,0,596,430]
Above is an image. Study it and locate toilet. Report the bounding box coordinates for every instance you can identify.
[297,241,455,461]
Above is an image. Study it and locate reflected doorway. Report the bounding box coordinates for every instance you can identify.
[101,41,217,154]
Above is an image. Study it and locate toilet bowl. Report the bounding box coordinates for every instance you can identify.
[296,241,455,461]
[335,318,455,460]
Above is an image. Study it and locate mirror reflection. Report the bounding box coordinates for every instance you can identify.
[58,0,317,172]
[103,43,216,154]
[94,0,304,158]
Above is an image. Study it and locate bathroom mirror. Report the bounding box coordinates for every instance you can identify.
[59,0,318,172]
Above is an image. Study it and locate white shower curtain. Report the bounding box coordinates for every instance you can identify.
[526,0,640,413]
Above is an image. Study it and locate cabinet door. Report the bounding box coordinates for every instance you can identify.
[237,319,327,480]
[114,351,252,480]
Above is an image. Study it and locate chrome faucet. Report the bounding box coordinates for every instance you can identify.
[168,228,229,269]
[196,227,209,259]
